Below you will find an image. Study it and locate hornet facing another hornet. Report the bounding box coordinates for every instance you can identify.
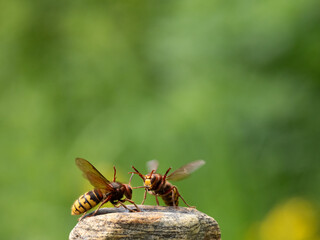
[71,158,140,220]
[131,160,205,207]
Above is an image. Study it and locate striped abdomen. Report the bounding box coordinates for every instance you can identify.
[157,182,179,206]
[71,189,103,215]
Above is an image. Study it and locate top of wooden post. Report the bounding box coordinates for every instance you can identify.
[69,205,221,240]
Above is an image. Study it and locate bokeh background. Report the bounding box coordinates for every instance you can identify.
[1,1,320,239]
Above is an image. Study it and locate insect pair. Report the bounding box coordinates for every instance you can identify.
[71,158,205,220]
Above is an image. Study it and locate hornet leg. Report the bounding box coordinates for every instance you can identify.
[124,198,141,212]
[117,201,135,212]
[173,186,195,208]
[78,211,87,221]
[155,195,160,206]
[148,191,160,206]
[92,195,112,216]
[172,189,177,208]
[141,188,148,205]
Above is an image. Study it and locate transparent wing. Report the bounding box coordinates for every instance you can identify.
[147,159,159,173]
[167,160,206,181]
[75,158,113,191]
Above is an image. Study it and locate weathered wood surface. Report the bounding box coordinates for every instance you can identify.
[69,205,221,240]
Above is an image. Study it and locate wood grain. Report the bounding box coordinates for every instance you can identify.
[69,205,221,240]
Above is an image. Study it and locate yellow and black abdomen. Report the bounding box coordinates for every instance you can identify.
[71,189,103,215]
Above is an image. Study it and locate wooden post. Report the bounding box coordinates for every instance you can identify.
[69,205,221,239]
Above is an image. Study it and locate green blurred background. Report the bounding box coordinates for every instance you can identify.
[1,1,320,239]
